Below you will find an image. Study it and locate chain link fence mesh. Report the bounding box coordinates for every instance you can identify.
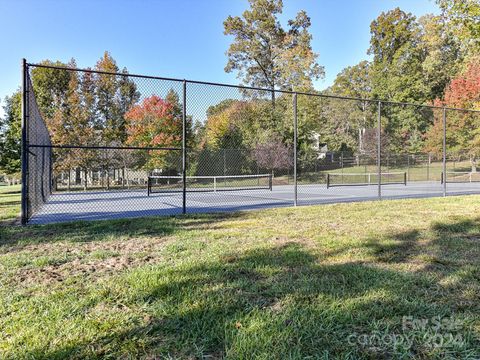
[21,63,480,224]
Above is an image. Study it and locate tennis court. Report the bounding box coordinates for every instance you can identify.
[21,62,480,225]
[29,175,480,224]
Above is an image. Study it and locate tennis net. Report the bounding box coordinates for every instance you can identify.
[147,174,273,195]
[326,172,407,188]
[441,171,480,184]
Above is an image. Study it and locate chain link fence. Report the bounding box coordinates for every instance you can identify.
[21,61,480,224]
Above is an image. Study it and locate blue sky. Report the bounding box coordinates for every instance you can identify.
[0,0,439,117]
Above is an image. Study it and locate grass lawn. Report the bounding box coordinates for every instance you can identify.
[0,194,479,358]
[0,185,21,223]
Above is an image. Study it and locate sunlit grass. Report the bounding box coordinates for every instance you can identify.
[0,184,21,222]
[0,195,479,358]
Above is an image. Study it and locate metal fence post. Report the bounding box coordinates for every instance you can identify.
[293,93,298,206]
[442,107,447,197]
[182,80,187,214]
[21,59,29,225]
[377,101,382,200]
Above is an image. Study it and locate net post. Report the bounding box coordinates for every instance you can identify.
[404,171,407,186]
[21,59,29,225]
[49,147,53,194]
[269,174,273,191]
[182,80,187,213]
[293,92,298,206]
[326,173,330,189]
[427,154,430,181]
[442,107,447,197]
[147,176,150,196]
[377,101,382,200]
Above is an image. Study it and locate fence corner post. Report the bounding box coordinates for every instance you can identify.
[182,80,187,214]
[21,58,28,225]
[442,107,447,197]
[293,92,298,206]
[377,100,382,200]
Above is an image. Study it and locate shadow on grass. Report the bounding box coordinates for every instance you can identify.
[363,217,480,267]
[27,239,480,359]
[0,189,21,195]
[0,211,247,248]
[360,217,480,314]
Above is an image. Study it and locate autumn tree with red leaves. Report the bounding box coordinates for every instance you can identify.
[425,58,480,171]
[125,90,183,170]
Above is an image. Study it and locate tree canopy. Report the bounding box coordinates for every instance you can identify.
[224,0,323,92]
[1,3,479,185]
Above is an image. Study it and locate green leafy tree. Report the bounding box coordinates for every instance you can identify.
[368,8,430,152]
[331,61,372,99]
[0,91,22,183]
[330,61,373,154]
[437,0,480,56]
[419,14,462,100]
[224,0,323,101]
[94,51,139,144]
[276,10,324,91]
[31,60,72,119]
[369,8,428,103]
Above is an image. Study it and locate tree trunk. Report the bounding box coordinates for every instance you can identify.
[83,170,88,191]
[125,167,130,189]
[471,156,477,173]
[269,88,276,132]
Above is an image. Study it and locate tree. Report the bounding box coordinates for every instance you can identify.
[31,60,71,120]
[444,58,480,171]
[362,128,390,159]
[124,93,183,170]
[419,14,462,100]
[45,61,98,190]
[330,61,373,153]
[224,0,323,101]
[94,52,121,143]
[0,91,22,183]
[203,101,245,150]
[313,96,369,154]
[198,97,293,176]
[252,133,292,176]
[425,58,480,171]
[27,53,139,189]
[275,11,324,91]
[436,0,480,56]
[331,61,372,99]
[369,8,428,103]
[368,8,431,152]
[94,51,139,144]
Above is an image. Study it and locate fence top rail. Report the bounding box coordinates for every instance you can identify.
[149,174,272,180]
[25,60,480,114]
[27,144,182,151]
[327,171,406,176]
